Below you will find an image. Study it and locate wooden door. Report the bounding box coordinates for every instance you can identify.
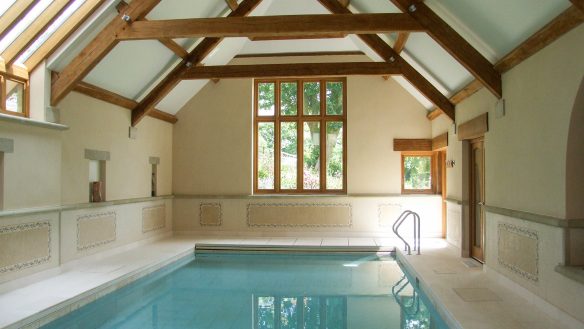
[470,138,485,262]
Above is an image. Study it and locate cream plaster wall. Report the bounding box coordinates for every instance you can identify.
[436,25,584,218]
[0,121,61,209]
[59,92,173,204]
[174,57,430,195]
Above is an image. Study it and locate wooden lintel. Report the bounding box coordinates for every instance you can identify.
[428,6,584,120]
[317,0,455,121]
[393,139,432,151]
[458,113,488,141]
[182,62,400,79]
[73,82,177,124]
[130,0,263,127]
[432,133,448,150]
[391,0,501,99]
[394,32,410,53]
[117,13,424,40]
[51,0,161,106]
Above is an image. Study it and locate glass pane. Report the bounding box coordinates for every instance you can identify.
[258,82,275,116]
[258,122,275,189]
[403,156,431,189]
[280,82,297,116]
[303,297,321,329]
[0,0,52,53]
[5,79,25,113]
[326,81,343,115]
[326,122,343,190]
[257,297,275,329]
[280,297,298,329]
[325,297,346,328]
[303,82,320,115]
[303,122,320,189]
[280,122,297,189]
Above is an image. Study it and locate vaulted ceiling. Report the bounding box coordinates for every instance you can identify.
[1,0,582,125]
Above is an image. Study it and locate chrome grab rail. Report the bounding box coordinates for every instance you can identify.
[392,210,421,255]
[391,275,420,316]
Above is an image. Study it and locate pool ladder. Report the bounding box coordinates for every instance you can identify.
[392,275,421,316]
[392,210,421,255]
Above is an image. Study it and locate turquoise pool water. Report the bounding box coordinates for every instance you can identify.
[43,252,449,329]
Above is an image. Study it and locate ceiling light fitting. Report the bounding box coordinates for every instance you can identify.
[408,4,417,12]
[121,14,131,22]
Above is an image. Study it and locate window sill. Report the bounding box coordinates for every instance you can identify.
[0,113,69,131]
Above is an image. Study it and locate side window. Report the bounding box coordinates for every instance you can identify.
[401,153,434,194]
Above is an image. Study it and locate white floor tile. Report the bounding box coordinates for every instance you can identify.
[294,238,322,246]
[348,238,376,247]
[321,238,348,246]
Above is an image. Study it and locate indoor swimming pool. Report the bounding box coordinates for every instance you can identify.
[42,252,449,329]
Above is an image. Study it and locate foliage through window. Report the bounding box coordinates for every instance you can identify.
[0,75,28,117]
[255,296,347,329]
[254,78,346,194]
[402,153,433,193]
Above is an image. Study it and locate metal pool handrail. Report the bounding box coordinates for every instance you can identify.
[392,210,421,255]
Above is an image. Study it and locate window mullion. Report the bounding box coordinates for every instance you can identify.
[298,80,304,192]
[320,82,326,192]
[275,80,281,192]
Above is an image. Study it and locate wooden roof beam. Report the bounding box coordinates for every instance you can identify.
[225,0,238,11]
[570,0,584,13]
[0,0,39,41]
[116,13,424,40]
[394,32,409,53]
[427,5,584,119]
[317,0,455,121]
[2,0,73,66]
[73,81,177,124]
[390,0,501,99]
[130,0,263,126]
[50,0,161,106]
[183,62,400,79]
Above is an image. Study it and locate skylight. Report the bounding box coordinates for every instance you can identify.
[0,0,53,53]
[0,0,17,17]
[16,0,86,65]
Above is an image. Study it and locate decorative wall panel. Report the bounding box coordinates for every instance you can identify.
[200,203,222,226]
[142,205,166,233]
[77,212,116,251]
[0,221,50,273]
[247,203,352,227]
[498,223,539,282]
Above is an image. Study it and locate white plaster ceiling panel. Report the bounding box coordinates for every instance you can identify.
[350,0,400,13]
[156,80,209,115]
[392,76,434,109]
[239,37,360,55]
[426,0,570,58]
[201,37,249,66]
[83,40,175,99]
[403,33,473,93]
[146,0,227,19]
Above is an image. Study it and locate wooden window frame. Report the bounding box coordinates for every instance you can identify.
[401,151,436,194]
[254,77,347,194]
[0,74,29,118]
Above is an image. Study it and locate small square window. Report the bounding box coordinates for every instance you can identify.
[402,153,434,193]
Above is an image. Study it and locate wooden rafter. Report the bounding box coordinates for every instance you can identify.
[249,33,347,41]
[116,14,424,40]
[0,58,28,80]
[24,0,107,72]
[51,0,161,106]
[427,5,584,119]
[390,0,501,98]
[2,0,73,66]
[225,0,238,11]
[116,2,188,60]
[0,0,39,41]
[394,32,410,53]
[73,82,177,124]
[317,0,455,121]
[183,62,400,79]
[570,0,584,13]
[130,0,263,126]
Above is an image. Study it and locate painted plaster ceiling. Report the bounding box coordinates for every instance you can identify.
[36,0,572,115]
